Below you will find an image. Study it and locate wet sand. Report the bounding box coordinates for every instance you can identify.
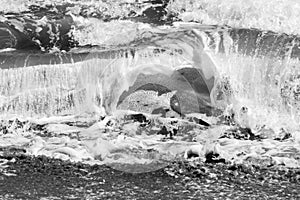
[0,154,299,199]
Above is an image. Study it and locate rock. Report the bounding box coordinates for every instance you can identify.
[156,125,178,139]
[187,117,210,126]
[185,151,200,159]
[205,152,226,164]
[220,127,259,140]
[274,129,292,141]
[126,114,149,124]
[157,126,169,137]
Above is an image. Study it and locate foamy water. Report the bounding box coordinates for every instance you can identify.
[169,0,300,35]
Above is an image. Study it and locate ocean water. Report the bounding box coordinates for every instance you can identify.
[0,0,300,173]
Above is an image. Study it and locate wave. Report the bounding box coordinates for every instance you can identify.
[0,1,300,131]
[0,0,300,62]
[168,0,300,35]
[0,0,173,51]
[1,1,300,173]
[0,28,218,118]
[1,24,300,69]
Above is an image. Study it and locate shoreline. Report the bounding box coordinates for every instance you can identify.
[0,153,299,199]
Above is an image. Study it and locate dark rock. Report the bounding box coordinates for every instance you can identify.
[0,125,8,134]
[241,127,257,140]
[187,117,210,126]
[226,113,235,125]
[205,152,226,164]
[228,165,238,171]
[274,129,292,141]
[185,149,200,159]
[156,123,178,139]
[157,126,169,136]
[125,113,151,128]
[220,127,261,140]
[126,114,148,123]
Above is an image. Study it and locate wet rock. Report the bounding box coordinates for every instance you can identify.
[185,150,200,159]
[205,152,226,164]
[156,125,177,139]
[184,145,203,159]
[274,129,292,141]
[0,124,8,134]
[220,127,260,140]
[125,114,150,127]
[223,113,236,125]
[126,114,147,123]
[157,126,169,137]
[227,165,238,171]
[187,117,210,127]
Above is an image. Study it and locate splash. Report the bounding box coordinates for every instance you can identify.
[168,0,300,35]
[0,27,219,118]
[203,28,300,133]
[1,0,300,173]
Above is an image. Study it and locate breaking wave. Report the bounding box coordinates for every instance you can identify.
[0,0,300,173]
